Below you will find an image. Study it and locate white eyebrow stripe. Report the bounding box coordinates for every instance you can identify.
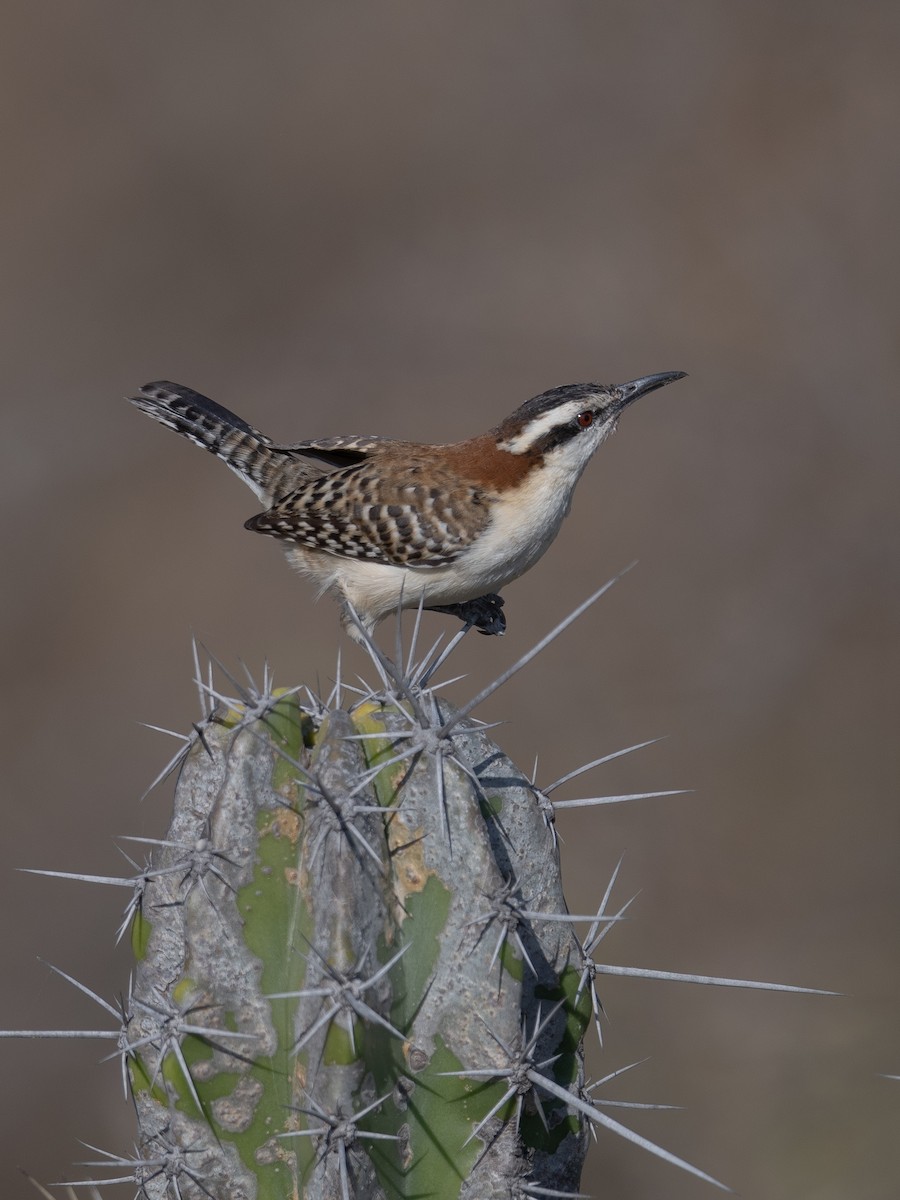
[497,400,591,454]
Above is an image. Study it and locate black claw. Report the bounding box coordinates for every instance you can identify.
[427,593,506,636]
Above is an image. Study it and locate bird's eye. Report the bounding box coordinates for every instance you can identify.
[576,410,594,428]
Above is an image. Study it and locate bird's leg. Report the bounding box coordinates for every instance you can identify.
[426,593,506,636]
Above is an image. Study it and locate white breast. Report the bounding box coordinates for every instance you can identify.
[456,455,581,594]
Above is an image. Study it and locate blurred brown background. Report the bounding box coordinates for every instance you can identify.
[1,3,898,1197]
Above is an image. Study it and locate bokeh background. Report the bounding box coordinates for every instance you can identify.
[1,3,898,1197]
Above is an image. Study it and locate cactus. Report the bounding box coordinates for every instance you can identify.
[126,595,611,1199]
[5,583,833,1198]
[130,685,587,1198]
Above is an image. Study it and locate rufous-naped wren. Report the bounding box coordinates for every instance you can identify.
[129,372,686,640]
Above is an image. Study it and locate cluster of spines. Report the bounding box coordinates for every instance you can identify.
[2,577,835,1198]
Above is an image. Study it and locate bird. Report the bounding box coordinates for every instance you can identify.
[129,371,686,642]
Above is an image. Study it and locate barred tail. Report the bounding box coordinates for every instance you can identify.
[130,381,287,503]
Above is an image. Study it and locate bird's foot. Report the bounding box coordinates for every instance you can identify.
[427,593,506,636]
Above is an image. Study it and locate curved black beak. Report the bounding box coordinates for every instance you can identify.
[614,371,687,412]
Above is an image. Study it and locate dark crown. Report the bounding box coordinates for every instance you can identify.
[506,382,606,426]
[491,382,608,447]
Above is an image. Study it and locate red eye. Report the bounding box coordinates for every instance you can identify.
[577,410,594,428]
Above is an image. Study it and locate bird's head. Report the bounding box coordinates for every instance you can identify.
[493,372,687,471]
